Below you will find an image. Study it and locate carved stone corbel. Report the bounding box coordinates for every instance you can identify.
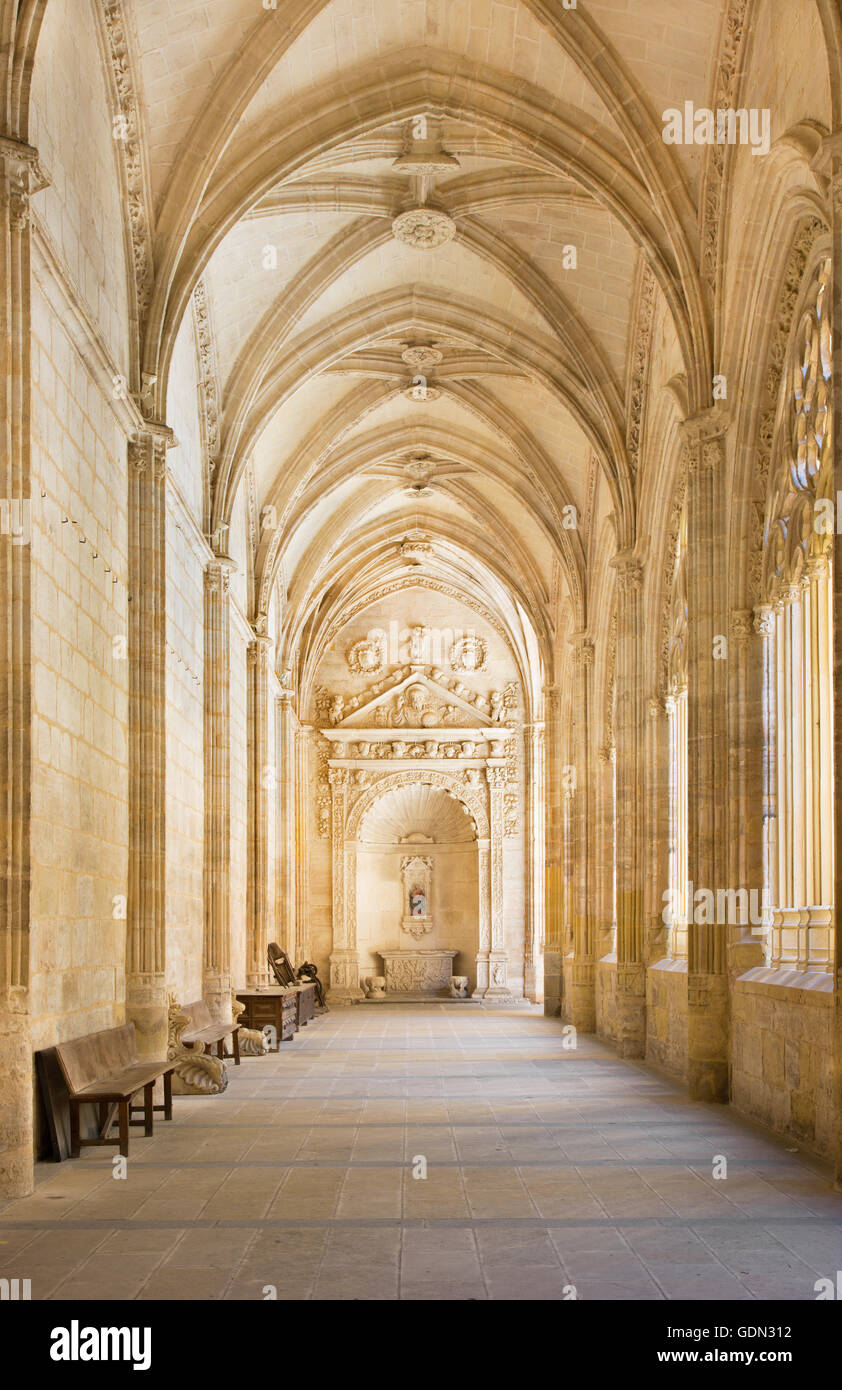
[166,993,228,1095]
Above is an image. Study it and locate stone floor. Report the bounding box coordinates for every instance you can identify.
[2,1005,841,1300]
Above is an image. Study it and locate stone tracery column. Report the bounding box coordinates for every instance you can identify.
[327,766,363,1002]
[610,553,647,1056]
[566,634,596,1029]
[828,139,842,1187]
[203,556,236,1019]
[523,721,545,1002]
[246,633,273,987]
[543,683,564,1015]
[727,609,764,975]
[484,763,512,1000]
[294,723,311,962]
[683,415,730,1101]
[474,839,491,997]
[0,137,48,1194]
[275,688,297,963]
[126,425,172,1056]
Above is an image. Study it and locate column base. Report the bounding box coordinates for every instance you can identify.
[542,948,563,1017]
[687,972,730,1102]
[327,952,365,1004]
[616,963,646,1058]
[203,972,234,1024]
[562,959,596,1031]
[0,998,34,1197]
[126,973,169,1058]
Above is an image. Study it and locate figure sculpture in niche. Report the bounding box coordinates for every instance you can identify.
[409,886,427,917]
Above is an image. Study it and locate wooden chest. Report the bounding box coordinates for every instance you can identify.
[294,982,316,1028]
[235,988,297,1047]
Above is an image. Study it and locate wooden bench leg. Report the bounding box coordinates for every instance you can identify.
[163,1069,173,1120]
[232,1028,240,1065]
[118,1100,129,1158]
[216,1038,224,1060]
[70,1100,81,1158]
[143,1082,154,1137]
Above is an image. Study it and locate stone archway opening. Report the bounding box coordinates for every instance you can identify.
[356,783,478,996]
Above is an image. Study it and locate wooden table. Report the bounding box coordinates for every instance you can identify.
[235,988,297,1047]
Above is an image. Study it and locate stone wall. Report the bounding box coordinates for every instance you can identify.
[28,283,130,1067]
[732,972,834,1159]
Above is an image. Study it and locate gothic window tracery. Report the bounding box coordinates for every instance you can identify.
[760,256,834,972]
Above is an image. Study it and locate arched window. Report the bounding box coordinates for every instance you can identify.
[665,504,688,958]
[759,256,833,972]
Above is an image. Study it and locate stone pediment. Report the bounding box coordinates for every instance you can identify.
[326,666,507,731]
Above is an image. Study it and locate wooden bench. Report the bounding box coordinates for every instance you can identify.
[180,999,241,1065]
[55,1024,175,1159]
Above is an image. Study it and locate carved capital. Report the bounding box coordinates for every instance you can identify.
[247,634,273,671]
[680,405,730,449]
[569,633,594,667]
[0,137,49,232]
[328,767,350,789]
[611,552,644,591]
[729,609,753,642]
[204,559,235,596]
[753,604,775,638]
[129,425,173,480]
[486,766,507,790]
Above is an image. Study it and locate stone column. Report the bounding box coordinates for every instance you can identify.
[565,634,596,1029]
[827,140,842,1188]
[246,633,273,987]
[683,415,730,1101]
[126,426,172,1057]
[327,767,363,1002]
[203,556,236,1019]
[474,840,491,996]
[543,683,564,1015]
[646,697,669,963]
[610,553,647,1056]
[294,723,311,962]
[523,721,545,1002]
[0,137,47,1196]
[275,689,297,960]
[484,763,513,1000]
[728,609,764,975]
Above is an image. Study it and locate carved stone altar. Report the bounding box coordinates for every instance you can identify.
[378,949,458,997]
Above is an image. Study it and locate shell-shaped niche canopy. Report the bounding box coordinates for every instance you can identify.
[359,783,476,844]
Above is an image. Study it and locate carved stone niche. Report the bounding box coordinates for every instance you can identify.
[401,854,433,939]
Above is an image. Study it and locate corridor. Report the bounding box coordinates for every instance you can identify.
[2,1008,841,1301]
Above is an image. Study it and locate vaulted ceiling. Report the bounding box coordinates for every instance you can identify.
[129,0,735,685]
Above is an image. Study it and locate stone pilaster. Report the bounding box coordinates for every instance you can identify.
[274,689,296,964]
[683,414,730,1101]
[327,767,363,1002]
[294,723,311,962]
[646,696,669,963]
[727,609,764,975]
[565,634,596,1030]
[203,556,236,1019]
[543,683,563,1015]
[828,139,842,1187]
[523,722,545,1002]
[483,763,513,1000]
[246,633,273,987]
[0,137,47,1196]
[610,553,647,1056]
[126,426,172,1057]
